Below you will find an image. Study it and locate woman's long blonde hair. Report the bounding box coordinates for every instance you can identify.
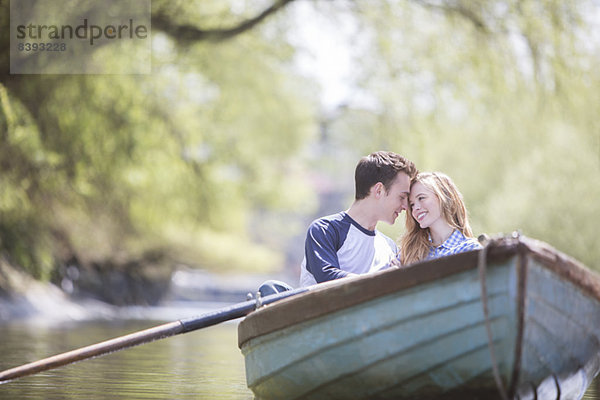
[400,172,474,265]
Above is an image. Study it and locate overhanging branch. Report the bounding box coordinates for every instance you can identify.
[152,0,298,43]
[411,0,489,33]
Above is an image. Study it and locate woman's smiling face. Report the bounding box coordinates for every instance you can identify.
[409,181,442,229]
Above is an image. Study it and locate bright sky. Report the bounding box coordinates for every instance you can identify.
[287,1,361,110]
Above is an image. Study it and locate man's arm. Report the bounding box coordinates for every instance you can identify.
[304,220,354,283]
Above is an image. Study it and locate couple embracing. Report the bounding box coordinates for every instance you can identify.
[299,150,482,287]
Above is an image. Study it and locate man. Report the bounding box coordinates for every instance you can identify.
[299,151,418,287]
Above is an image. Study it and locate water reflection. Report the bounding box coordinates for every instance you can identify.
[585,381,599,400]
[0,320,253,400]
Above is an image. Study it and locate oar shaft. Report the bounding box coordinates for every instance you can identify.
[0,321,184,382]
[180,288,307,332]
[0,286,309,383]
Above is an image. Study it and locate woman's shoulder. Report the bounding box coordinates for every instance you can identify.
[455,234,483,252]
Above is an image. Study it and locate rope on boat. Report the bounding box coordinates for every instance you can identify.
[478,237,510,400]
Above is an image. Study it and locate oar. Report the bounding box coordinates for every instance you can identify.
[0,287,308,383]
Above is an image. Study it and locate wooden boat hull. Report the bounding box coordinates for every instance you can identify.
[238,237,600,399]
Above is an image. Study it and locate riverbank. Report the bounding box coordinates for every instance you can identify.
[0,259,115,323]
[0,257,296,324]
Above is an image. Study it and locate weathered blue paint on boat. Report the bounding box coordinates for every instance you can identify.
[238,236,600,399]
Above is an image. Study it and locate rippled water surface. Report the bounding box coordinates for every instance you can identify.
[0,319,253,399]
[1,317,599,399]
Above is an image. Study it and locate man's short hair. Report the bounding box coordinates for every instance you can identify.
[354,151,417,200]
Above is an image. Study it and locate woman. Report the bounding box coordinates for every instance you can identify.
[400,172,481,265]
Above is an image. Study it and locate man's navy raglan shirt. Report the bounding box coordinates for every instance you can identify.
[299,212,398,287]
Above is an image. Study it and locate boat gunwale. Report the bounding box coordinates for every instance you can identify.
[238,237,513,347]
[522,237,600,302]
[237,236,600,348]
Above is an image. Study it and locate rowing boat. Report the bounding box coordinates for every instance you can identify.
[237,235,600,399]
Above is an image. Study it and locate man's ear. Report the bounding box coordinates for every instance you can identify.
[371,182,385,198]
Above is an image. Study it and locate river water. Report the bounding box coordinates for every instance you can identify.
[0,318,253,399]
[1,313,599,400]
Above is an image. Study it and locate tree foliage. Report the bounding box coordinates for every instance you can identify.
[320,0,600,268]
[0,0,317,278]
[0,0,599,284]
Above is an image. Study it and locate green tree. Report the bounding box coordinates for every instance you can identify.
[1,0,599,289]
[0,0,317,282]
[319,0,600,268]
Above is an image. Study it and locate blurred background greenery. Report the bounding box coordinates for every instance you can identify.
[0,0,598,287]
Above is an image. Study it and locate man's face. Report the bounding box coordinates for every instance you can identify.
[379,172,411,225]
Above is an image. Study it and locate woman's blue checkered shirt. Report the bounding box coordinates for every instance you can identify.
[427,229,482,259]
